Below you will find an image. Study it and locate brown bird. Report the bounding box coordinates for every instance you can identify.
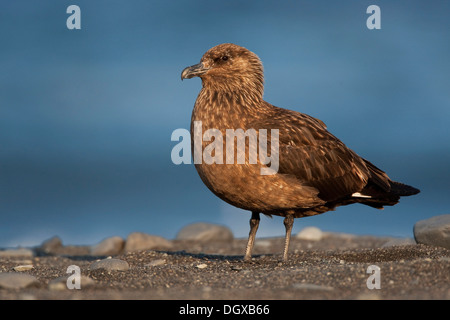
[181,43,420,261]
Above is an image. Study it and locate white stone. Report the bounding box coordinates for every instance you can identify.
[13,265,34,272]
[89,258,130,271]
[292,283,334,291]
[255,240,271,248]
[296,226,323,241]
[145,259,166,267]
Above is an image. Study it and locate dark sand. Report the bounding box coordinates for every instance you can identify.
[1,233,449,300]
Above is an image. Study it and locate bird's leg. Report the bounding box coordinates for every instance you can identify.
[244,212,260,261]
[282,214,294,262]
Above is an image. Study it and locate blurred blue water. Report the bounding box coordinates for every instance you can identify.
[1,1,449,247]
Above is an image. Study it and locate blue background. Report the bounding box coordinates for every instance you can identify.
[1,1,449,247]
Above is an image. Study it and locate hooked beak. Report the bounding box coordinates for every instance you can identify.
[181,62,210,80]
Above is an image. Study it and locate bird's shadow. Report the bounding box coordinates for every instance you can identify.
[155,249,276,264]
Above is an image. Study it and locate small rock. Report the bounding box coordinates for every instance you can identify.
[414,214,450,250]
[176,223,234,242]
[355,292,382,300]
[196,263,208,269]
[324,232,356,240]
[145,259,166,267]
[48,275,95,290]
[0,273,39,289]
[292,283,334,291]
[47,281,66,291]
[89,258,130,271]
[296,226,323,241]
[37,236,63,255]
[90,236,125,256]
[0,248,34,259]
[255,240,272,248]
[62,245,91,256]
[381,238,416,248]
[19,293,36,300]
[35,236,90,256]
[13,265,34,272]
[124,232,172,252]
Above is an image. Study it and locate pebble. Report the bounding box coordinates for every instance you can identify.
[196,263,208,269]
[0,248,34,259]
[176,223,234,242]
[19,293,36,300]
[296,226,323,241]
[89,258,130,271]
[48,275,95,291]
[292,283,334,291]
[35,236,90,256]
[124,232,173,252]
[13,265,34,272]
[0,273,39,289]
[355,292,382,300]
[381,237,416,248]
[90,236,125,256]
[255,240,272,248]
[37,236,63,255]
[414,214,450,250]
[145,259,166,267]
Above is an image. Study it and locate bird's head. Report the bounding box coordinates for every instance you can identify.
[181,43,264,98]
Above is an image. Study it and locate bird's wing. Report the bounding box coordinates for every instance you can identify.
[249,104,376,201]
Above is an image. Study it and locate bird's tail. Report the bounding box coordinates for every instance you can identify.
[389,181,420,196]
[351,159,420,209]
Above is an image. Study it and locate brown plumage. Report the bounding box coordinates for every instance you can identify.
[181,43,420,261]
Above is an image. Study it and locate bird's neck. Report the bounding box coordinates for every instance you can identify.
[192,86,263,128]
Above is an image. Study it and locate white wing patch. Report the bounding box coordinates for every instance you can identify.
[352,192,372,198]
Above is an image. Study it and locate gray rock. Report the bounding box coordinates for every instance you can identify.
[176,223,234,242]
[35,236,90,256]
[60,245,91,256]
[0,248,34,259]
[90,236,125,256]
[38,236,63,255]
[89,258,130,271]
[124,232,172,252]
[414,214,450,249]
[296,226,323,241]
[381,238,416,248]
[0,273,39,289]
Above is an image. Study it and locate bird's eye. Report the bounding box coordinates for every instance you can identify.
[221,56,229,61]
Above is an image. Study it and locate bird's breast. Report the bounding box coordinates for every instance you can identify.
[189,93,322,213]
